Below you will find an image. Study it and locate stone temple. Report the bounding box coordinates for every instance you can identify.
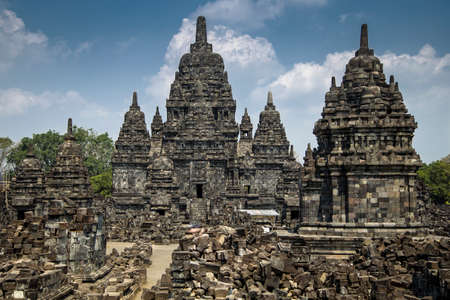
[3,16,445,300]
[112,16,300,225]
[111,17,423,231]
[8,118,106,274]
[300,24,422,229]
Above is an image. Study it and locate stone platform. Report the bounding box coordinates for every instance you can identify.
[277,222,428,258]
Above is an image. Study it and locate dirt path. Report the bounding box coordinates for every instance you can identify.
[132,243,179,299]
[106,241,135,255]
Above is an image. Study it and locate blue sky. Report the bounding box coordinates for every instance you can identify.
[0,0,449,163]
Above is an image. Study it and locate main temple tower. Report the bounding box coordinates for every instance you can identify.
[159,16,239,222]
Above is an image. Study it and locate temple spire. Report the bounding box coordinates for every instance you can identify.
[356,24,373,56]
[156,106,160,116]
[26,143,34,157]
[67,118,72,135]
[65,117,75,141]
[132,91,138,107]
[290,145,294,158]
[360,24,368,49]
[331,76,336,88]
[267,91,273,106]
[196,16,207,44]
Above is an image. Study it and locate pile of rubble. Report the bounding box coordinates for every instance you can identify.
[106,209,185,244]
[0,258,74,299]
[353,235,450,299]
[0,212,48,264]
[146,225,449,300]
[77,241,152,300]
[425,203,450,237]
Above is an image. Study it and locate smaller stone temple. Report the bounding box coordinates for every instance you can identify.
[8,145,46,219]
[8,118,106,274]
[300,24,422,227]
[112,92,151,209]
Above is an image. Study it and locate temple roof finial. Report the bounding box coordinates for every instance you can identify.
[355,24,373,56]
[290,145,294,158]
[132,91,138,107]
[26,143,34,157]
[196,16,207,44]
[360,24,368,49]
[67,118,73,135]
[244,107,248,115]
[267,91,273,106]
[331,76,336,88]
[156,106,160,115]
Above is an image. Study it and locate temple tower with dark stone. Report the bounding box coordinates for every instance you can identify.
[9,145,46,219]
[252,92,290,198]
[44,118,106,274]
[302,24,422,225]
[112,92,151,209]
[113,16,302,225]
[237,108,253,157]
[45,118,93,207]
[160,16,239,222]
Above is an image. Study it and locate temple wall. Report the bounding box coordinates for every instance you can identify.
[254,168,282,195]
[347,174,417,223]
[174,161,190,195]
[301,188,321,223]
[205,165,226,198]
[112,165,147,194]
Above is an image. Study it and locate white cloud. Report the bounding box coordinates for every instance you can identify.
[251,50,353,101]
[250,44,450,163]
[194,0,327,29]
[145,18,282,110]
[338,12,364,23]
[74,41,93,56]
[0,9,94,71]
[0,87,121,145]
[0,9,48,71]
[116,37,137,53]
[0,88,109,117]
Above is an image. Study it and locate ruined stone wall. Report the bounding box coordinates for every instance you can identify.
[45,206,106,274]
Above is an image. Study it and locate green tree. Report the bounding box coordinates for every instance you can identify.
[90,168,112,198]
[7,131,63,173]
[73,126,114,176]
[417,160,450,204]
[7,126,114,177]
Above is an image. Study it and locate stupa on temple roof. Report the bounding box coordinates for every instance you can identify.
[302,24,422,224]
